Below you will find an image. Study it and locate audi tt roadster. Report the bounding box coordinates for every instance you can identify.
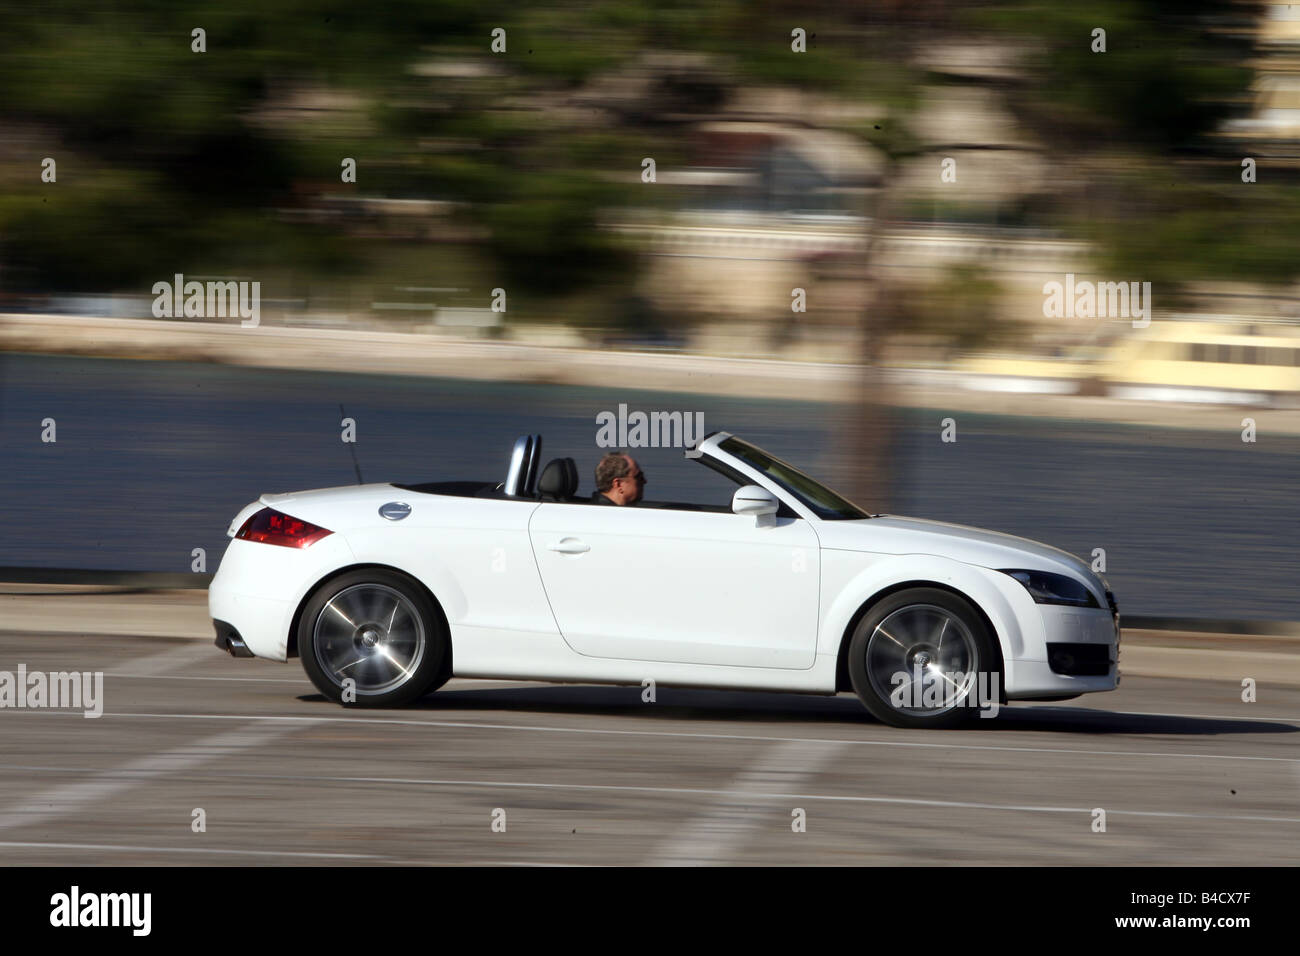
[209,432,1120,727]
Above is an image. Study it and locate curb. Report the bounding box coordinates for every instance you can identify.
[1124,615,1300,638]
[0,568,212,589]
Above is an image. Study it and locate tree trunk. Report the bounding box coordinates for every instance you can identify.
[839,165,899,514]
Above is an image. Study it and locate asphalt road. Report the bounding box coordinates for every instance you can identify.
[2,629,1297,866]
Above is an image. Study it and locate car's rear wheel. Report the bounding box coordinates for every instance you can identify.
[847,588,998,729]
[299,570,447,708]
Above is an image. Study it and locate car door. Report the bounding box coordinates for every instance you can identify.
[528,502,820,669]
[345,495,557,638]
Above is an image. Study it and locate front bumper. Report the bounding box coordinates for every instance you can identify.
[1005,604,1120,699]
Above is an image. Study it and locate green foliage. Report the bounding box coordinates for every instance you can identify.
[896,264,1026,356]
[1075,163,1300,288]
[963,1,1298,290]
[0,1,498,293]
[844,116,922,164]
[0,0,1293,314]
[970,0,1257,151]
[480,172,635,293]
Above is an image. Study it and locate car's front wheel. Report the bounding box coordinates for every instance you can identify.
[847,588,999,729]
[299,570,448,708]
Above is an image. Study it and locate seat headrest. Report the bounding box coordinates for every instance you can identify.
[538,457,578,500]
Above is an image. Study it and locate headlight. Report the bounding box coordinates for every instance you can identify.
[999,569,1100,608]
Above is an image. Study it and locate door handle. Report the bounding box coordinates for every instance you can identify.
[547,538,590,554]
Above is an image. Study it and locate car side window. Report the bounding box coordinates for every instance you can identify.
[633,455,799,517]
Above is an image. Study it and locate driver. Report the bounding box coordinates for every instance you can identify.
[592,451,646,506]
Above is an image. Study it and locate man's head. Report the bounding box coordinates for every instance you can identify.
[594,451,645,505]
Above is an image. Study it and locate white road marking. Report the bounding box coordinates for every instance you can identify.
[0,720,305,833]
[0,762,1294,827]
[18,709,1298,766]
[105,673,308,683]
[0,840,377,860]
[57,667,1300,724]
[109,641,216,677]
[1041,705,1300,724]
[104,674,569,687]
[408,860,595,867]
[79,670,1300,724]
[33,654,1300,725]
[644,739,847,865]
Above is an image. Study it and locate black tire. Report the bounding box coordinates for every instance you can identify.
[298,569,448,708]
[847,587,999,729]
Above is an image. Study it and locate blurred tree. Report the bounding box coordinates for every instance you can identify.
[899,265,1022,360]
[0,1,487,290]
[837,0,1280,511]
[0,1,652,300]
[0,0,878,305]
[977,1,1290,296]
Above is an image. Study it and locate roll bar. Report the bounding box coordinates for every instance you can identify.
[504,434,543,497]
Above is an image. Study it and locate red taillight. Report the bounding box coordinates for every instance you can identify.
[236,507,332,549]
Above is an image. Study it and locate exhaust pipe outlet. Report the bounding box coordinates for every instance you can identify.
[213,621,255,658]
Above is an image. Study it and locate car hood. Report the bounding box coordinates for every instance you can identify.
[819,515,1102,586]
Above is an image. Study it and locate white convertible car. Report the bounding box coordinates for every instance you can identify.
[210,431,1119,727]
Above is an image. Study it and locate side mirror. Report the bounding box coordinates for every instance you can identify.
[731,484,779,518]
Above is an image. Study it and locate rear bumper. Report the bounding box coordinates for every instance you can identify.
[208,581,294,661]
[207,534,356,661]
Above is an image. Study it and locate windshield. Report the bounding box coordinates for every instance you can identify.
[718,437,869,520]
